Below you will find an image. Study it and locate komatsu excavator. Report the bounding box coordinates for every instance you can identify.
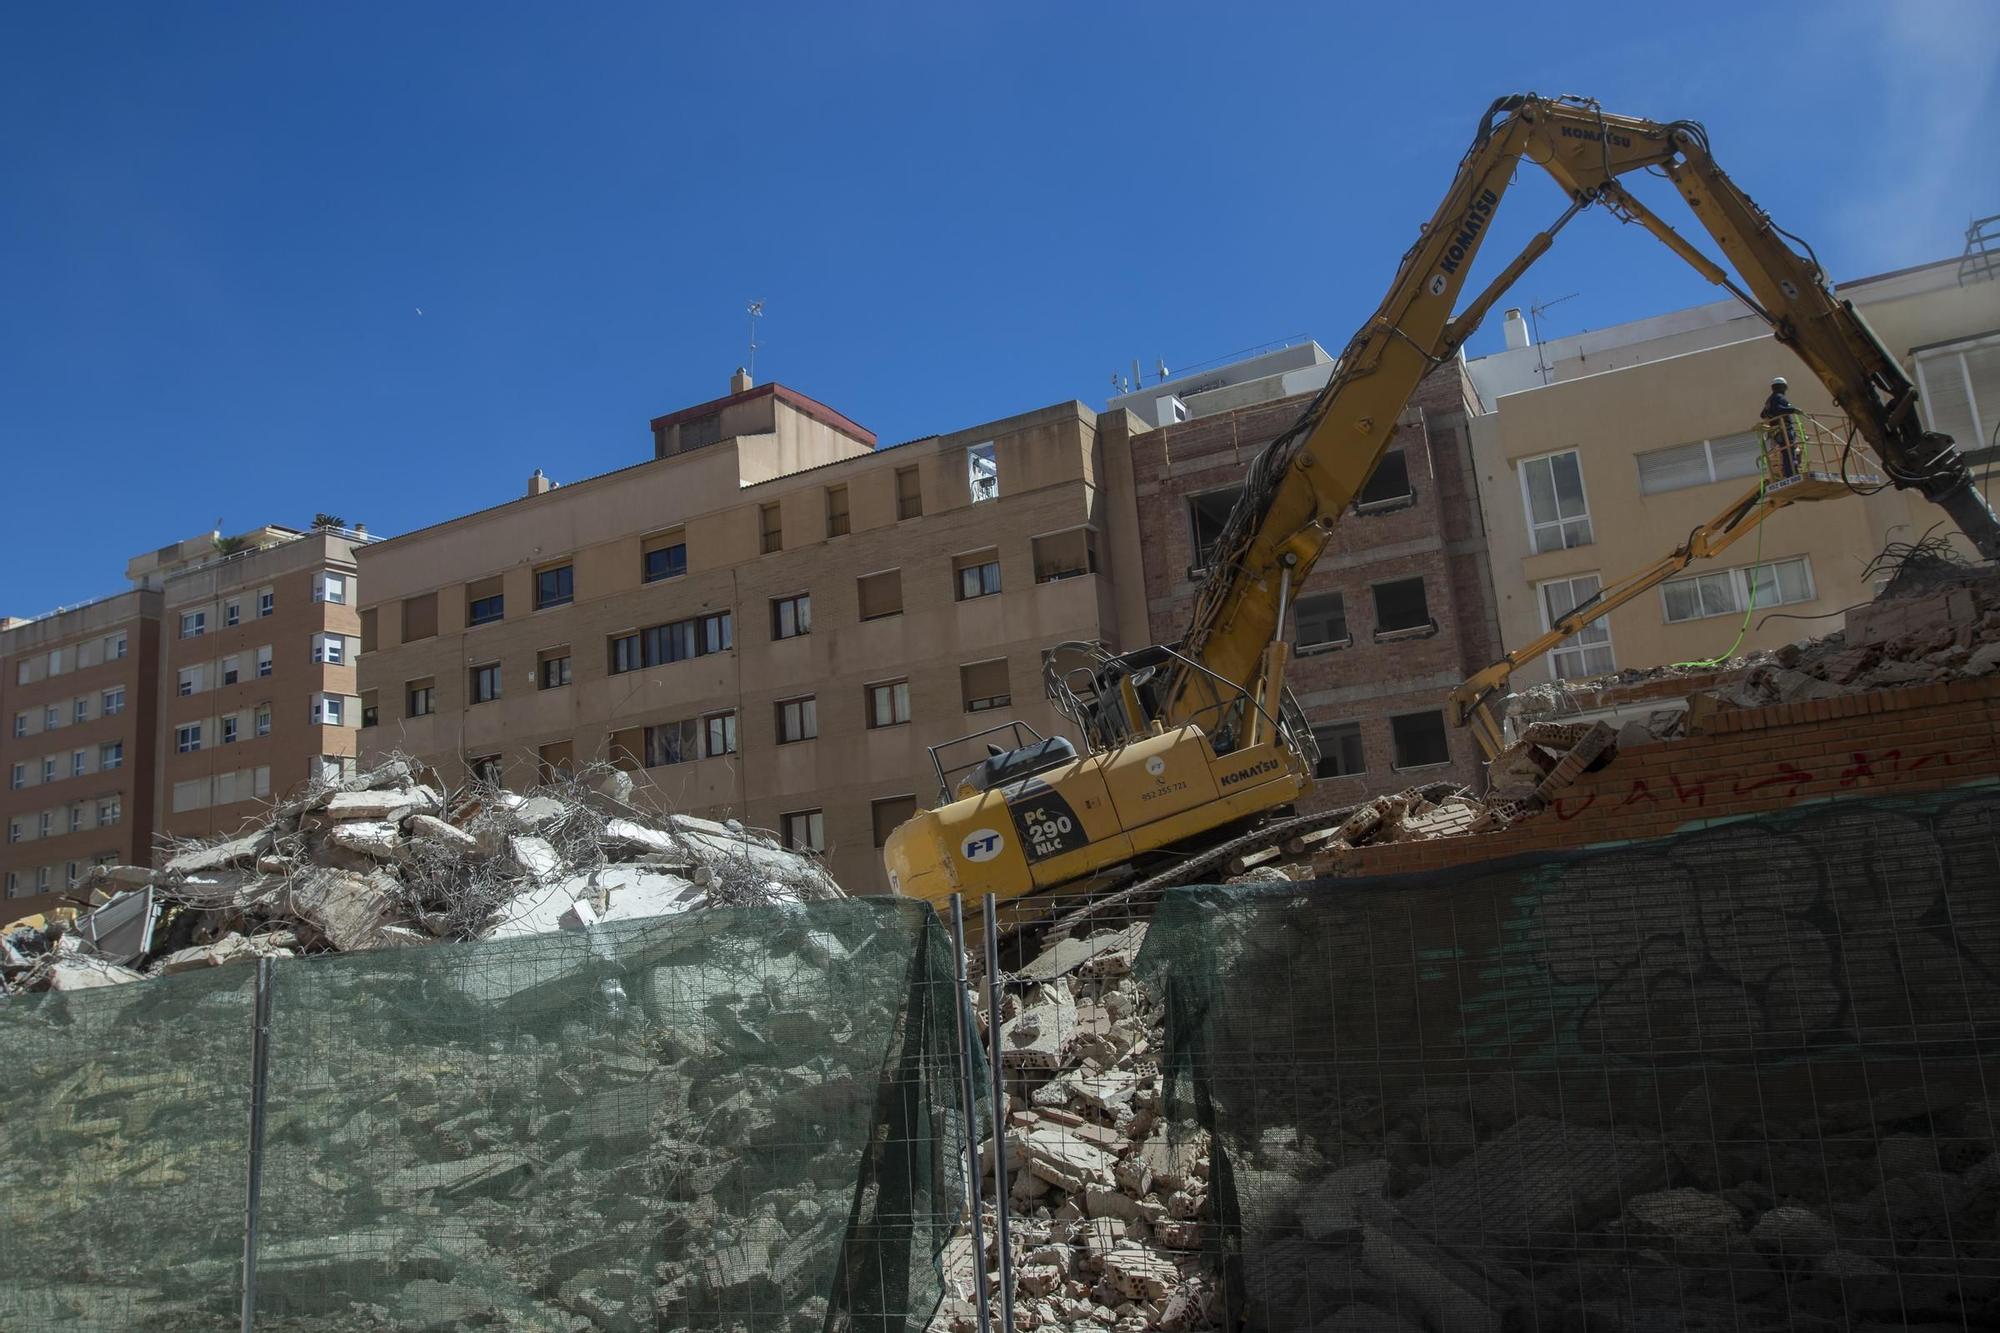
[884,92,2000,912]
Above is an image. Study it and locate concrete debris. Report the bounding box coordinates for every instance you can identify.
[2,755,844,995]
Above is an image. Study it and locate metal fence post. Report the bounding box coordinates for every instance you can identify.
[981,894,1016,1333]
[948,896,995,1333]
[241,955,275,1333]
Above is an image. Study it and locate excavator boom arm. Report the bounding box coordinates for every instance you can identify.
[1159,94,2000,735]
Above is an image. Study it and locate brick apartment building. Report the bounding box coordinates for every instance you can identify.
[355,373,1151,896]
[2,524,371,915]
[1127,358,1504,807]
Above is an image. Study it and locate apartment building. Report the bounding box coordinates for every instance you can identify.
[0,523,371,916]
[1128,355,1504,805]
[150,525,370,841]
[1,593,161,909]
[356,374,1148,896]
[1465,256,2000,695]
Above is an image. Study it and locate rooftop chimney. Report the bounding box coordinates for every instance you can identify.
[354,522,367,538]
[527,468,553,497]
[1502,307,1532,352]
[731,366,753,394]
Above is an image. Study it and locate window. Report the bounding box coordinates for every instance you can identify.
[1355,450,1414,510]
[782,809,825,854]
[311,694,344,727]
[608,611,732,674]
[1371,577,1432,636]
[66,862,80,890]
[1636,432,1764,495]
[401,592,437,641]
[11,713,24,738]
[35,868,49,894]
[867,678,911,729]
[1294,593,1349,650]
[967,442,998,502]
[107,632,128,659]
[102,688,124,716]
[177,667,200,697]
[42,758,55,783]
[313,571,348,605]
[705,711,737,757]
[826,485,850,537]
[224,598,241,628]
[5,820,17,845]
[39,813,52,839]
[470,755,504,785]
[222,715,239,745]
[70,749,86,778]
[1661,557,1816,624]
[1915,333,1999,457]
[1032,529,1098,583]
[535,564,574,610]
[955,551,1001,601]
[468,593,505,626]
[537,741,576,783]
[1540,574,1616,679]
[1312,722,1365,779]
[771,593,811,640]
[759,502,783,554]
[311,633,347,665]
[643,532,688,583]
[1186,486,1244,574]
[645,718,702,767]
[8,764,22,790]
[68,805,83,834]
[896,465,922,520]
[1520,449,1593,553]
[539,648,572,689]
[222,656,240,685]
[256,645,273,678]
[872,795,918,849]
[359,607,377,653]
[776,696,818,744]
[470,663,502,704]
[100,742,122,770]
[407,680,435,718]
[97,796,120,827]
[858,569,903,620]
[73,698,88,724]
[961,659,1011,712]
[1390,711,1451,770]
[44,705,59,730]
[254,706,272,738]
[361,691,378,728]
[257,588,274,618]
[177,724,203,754]
[180,610,206,638]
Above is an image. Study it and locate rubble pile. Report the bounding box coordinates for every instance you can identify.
[936,923,1221,1333]
[2,757,843,996]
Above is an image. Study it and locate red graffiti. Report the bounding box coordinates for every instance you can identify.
[1568,744,1984,826]
[1622,779,1658,806]
[1553,793,1599,821]
[1733,762,1814,798]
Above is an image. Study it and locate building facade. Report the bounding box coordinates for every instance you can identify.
[1465,257,2000,697]
[1,524,371,916]
[1127,359,1505,805]
[2,593,162,907]
[355,376,1149,896]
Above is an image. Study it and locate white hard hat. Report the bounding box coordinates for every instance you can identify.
[1771,376,1788,389]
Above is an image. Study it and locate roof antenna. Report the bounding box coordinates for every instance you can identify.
[746,300,765,380]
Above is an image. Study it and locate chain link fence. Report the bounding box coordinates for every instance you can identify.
[1137,786,2000,1331]
[1,897,970,1332]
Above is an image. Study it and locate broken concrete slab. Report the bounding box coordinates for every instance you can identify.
[163,830,272,877]
[289,869,393,952]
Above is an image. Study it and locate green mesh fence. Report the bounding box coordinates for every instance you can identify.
[0,966,253,1331]
[1138,787,2000,1332]
[0,897,969,1332]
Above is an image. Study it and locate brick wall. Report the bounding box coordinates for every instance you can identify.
[1129,363,1503,809]
[1327,675,2000,876]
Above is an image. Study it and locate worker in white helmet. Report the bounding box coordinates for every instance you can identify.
[1759,376,1803,482]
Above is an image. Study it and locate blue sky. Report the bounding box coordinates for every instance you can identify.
[3,1,1995,614]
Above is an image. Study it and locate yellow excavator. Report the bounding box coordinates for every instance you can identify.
[884,92,2000,912]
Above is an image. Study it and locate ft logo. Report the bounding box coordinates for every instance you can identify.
[962,829,1005,863]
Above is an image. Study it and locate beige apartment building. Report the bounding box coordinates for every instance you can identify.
[356,374,1148,895]
[2,593,162,909]
[1,523,371,917]
[1465,256,1999,701]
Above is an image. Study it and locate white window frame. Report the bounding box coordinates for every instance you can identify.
[1635,432,1765,496]
[257,588,275,618]
[224,598,241,627]
[71,749,87,778]
[782,808,826,854]
[8,763,23,790]
[102,687,125,716]
[967,442,999,503]
[73,698,88,724]
[10,714,24,739]
[98,796,120,826]
[255,706,272,738]
[257,645,273,678]
[1537,572,1616,681]
[313,571,348,605]
[177,724,203,754]
[106,632,128,659]
[222,715,239,745]
[1913,331,1999,453]
[311,632,347,665]
[100,742,123,770]
[180,610,206,639]
[311,694,345,726]
[1661,556,1817,624]
[41,758,56,783]
[1517,448,1594,554]
[44,705,60,730]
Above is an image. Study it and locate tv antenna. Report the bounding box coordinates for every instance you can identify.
[1529,293,1577,385]
[746,300,765,379]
